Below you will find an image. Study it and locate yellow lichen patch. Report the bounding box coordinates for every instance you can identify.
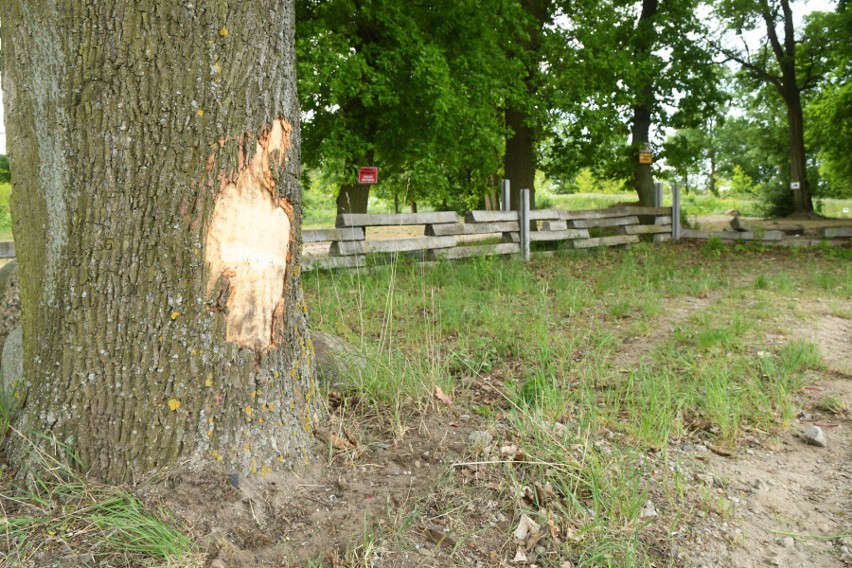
[197,109,205,117]
[274,371,280,378]
[205,120,293,351]
[246,405,254,416]
[211,450,223,462]
[244,443,251,452]
[170,311,181,321]
[219,27,229,37]
[205,374,214,387]
[278,455,285,463]
[260,464,273,476]
[249,459,257,475]
[167,399,181,411]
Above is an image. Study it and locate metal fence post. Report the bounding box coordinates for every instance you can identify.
[520,188,531,261]
[501,179,511,212]
[654,182,663,208]
[672,182,682,241]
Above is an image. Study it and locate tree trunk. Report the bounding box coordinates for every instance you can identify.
[503,0,548,212]
[708,146,718,197]
[784,89,814,213]
[2,1,319,483]
[336,184,371,216]
[631,92,656,206]
[630,0,659,207]
[504,107,537,211]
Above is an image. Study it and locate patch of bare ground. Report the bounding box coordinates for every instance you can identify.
[613,294,718,369]
[661,304,852,568]
[132,412,502,567]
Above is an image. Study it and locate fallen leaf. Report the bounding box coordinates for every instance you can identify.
[513,513,541,542]
[512,547,528,564]
[433,385,454,407]
[330,433,355,450]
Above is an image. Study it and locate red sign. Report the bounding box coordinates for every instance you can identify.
[358,167,378,185]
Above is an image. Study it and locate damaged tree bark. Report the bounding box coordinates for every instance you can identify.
[2,1,319,483]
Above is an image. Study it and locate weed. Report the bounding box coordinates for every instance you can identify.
[816,395,847,416]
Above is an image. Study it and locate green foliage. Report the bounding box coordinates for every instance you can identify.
[725,164,756,197]
[558,168,628,195]
[805,6,852,198]
[0,155,10,184]
[758,182,796,218]
[296,0,522,208]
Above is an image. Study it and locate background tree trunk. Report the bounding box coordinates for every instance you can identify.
[503,0,549,211]
[631,93,656,206]
[783,89,814,213]
[504,107,538,211]
[2,0,319,483]
[630,0,659,207]
[336,184,371,216]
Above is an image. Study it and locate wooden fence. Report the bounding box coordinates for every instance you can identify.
[303,202,674,271]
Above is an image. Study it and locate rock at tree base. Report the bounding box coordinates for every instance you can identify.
[311,331,366,390]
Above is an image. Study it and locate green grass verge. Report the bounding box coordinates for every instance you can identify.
[305,244,842,563]
[1,431,200,567]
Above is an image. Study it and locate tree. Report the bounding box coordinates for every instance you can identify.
[712,0,826,213]
[297,0,517,215]
[542,0,720,205]
[2,1,319,483]
[502,0,553,210]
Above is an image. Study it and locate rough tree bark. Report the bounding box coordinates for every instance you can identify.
[2,1,320,483]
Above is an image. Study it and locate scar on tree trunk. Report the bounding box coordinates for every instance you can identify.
[205,119,295,352]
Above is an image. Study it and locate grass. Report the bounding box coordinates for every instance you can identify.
[304,243,840,564]
[0,431,201,567]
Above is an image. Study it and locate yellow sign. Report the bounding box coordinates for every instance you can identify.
[639,151,653,165]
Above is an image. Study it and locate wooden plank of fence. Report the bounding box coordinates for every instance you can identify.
[337,212,460,227]
[331,236,457,256]
[465,210,519,223]
[540,221,568,231]
[681,230,783,241]
[303,227,365,243]
[559,206,669,221]
[568,216,639,229]
[431,242,520,260]
[426,221,520,236]
[621,224,672,235]
[0,242,15,259]
[530,229,590,242]
[654,216,672,225]
[303,255,367,271]
[571,235,640,249]
[822,226,852,238]
[528,209,561,221]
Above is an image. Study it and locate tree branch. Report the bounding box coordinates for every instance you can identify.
[760,0,786,64]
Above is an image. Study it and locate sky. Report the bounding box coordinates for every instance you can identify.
[0,0,838,156]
